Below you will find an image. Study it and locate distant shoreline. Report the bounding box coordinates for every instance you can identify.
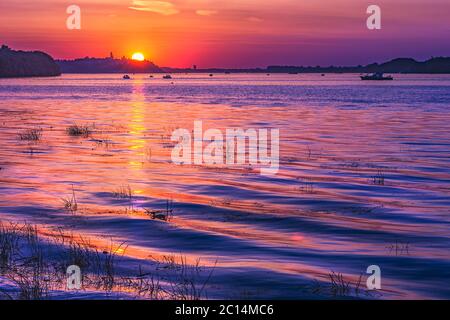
[162,56,450,74]
[58,57,450,75]
[53,71,450,75]
[0,45,61,78]
[2,45,450,77]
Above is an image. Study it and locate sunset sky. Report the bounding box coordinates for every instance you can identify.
[0,0,449,68]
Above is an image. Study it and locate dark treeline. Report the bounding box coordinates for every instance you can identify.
[163,57,450,74]
[2,44,450,76]
[0,45,61,78]
[57,56,162,73]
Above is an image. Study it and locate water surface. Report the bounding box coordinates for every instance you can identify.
[0,73,449,299]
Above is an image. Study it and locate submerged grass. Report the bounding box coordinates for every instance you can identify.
[66,124,91,137]
[112,184,132,200]
[18,128,42,142]
[371,170,385,185]
[121,266,162,299]
[145,199,174,222]
[301,271,380,299]
[152,254,216,300]
[0,221,216,300]
[0,223,21,273]
[61,185,78,214]
[112,184,134,212]
[329,271,351,297]
[1,223,49,300]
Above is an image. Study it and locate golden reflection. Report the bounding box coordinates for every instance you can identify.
[128,80,147,170]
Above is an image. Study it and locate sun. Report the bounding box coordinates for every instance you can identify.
[131,52,145,61]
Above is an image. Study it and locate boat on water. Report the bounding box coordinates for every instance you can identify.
[361,72,393,81]
[163,75,172,79]
[123,75,131,79]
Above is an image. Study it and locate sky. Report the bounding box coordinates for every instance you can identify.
[0,0,449,68]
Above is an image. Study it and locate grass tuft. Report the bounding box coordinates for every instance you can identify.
[112,185,132,200]
[62,185,78,214]
[145,199,174,221]
[0,223,20,273]
[372,170,385,185]
[18,128,42,141]
[66,124,91,137]
[0,222,217,300]
[329,271,351,297]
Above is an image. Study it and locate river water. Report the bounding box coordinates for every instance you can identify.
[0,73,449,299]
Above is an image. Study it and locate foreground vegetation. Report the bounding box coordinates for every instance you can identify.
[0,221,215,300]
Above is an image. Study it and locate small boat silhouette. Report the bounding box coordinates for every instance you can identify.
[361,72,393,81]
[163,75,172,79]
[123,75,131,79]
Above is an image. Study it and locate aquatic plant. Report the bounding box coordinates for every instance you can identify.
[92,137,111,149]
[18,128,42,141]
[112,184,133,200]
[328,271,351,297]
[5,223,49,300]
[153,255,216,300]
[0,223,20,273]
[3,221,220,299]
[64,236,96,270]
[372,170,385,185]
[120,266,162,299]
[0,221,221,300]
[9,265,49,300]
[62,185,78,214]
[145,199,174,221]
[66,124,91,137]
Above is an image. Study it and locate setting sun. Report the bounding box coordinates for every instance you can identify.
[131,52,145,61]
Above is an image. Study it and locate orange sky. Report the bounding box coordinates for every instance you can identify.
[0,0,449,67]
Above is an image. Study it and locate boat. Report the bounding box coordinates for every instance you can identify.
[209,74,213,77]
[163,75,172,79]
[361,72,393,81]
[123,75,131,79]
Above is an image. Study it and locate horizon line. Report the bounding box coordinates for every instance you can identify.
[55,55,450,70]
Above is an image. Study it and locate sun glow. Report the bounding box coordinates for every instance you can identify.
[131,52,145,61]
